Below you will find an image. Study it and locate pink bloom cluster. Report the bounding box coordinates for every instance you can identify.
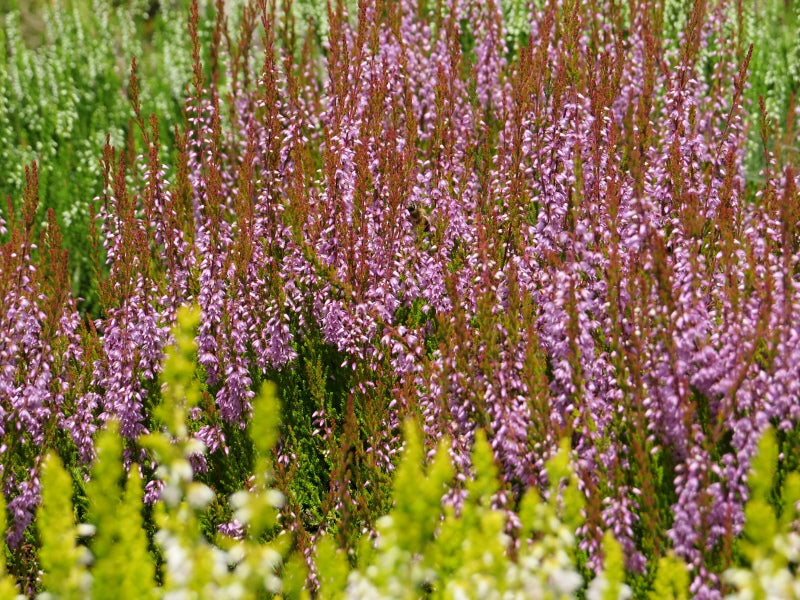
[3,0,800,594]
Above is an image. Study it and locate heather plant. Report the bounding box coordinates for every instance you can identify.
[6,0,800,597]
[19,304,639,598]
[0,163,96,590]
[26,305,308,599]
[735,0,800,179]
[73,0,800,594]
[1,0,798,317]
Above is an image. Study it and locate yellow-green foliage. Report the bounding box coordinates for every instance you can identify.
[586,532,629,600]
[723,428,800,599]
[314,431,629,599]
[648,553,689,600]
[0,494,21,599]
[38,453,88,599]
[87,423,155,600]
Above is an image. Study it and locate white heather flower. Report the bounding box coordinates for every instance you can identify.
[171,458,193,483]
[550,568,583,595]
[160,483,182,507]
[226,543,246,564]
[586,575,632,600]
[263,574,282,594]
[186,482,215,509]
[230,490,249,510]
[265,488,285,508]
[345,572,384,600]
[163,541,192,587]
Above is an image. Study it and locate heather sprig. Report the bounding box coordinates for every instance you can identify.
[86,422,156,600]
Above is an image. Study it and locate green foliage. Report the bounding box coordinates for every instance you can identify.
[265,323,398,554]
[265,332,341,532]
[38,453,88,599]
[742,0,800,125]
[0,495,21,598]
[87,422,156,600]
[0,0,202,313]
[735,0,800,179]
[649,553,689,600]
[500,0,531,54]
[723,427,800,599]
[661,0,690,49]
[122,468,158,598]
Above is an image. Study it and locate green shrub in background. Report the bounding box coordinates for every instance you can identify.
[0,0,339,315]
[0,0,208,314]
[742,0,800,126]
[739,0,800,177]
[0,305,795,598]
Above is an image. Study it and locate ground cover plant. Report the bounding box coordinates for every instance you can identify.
[4,0,800,597]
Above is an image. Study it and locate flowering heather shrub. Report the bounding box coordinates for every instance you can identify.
[0,165,96,587]
[5,0,800,597]
[0,308,667,598]
[8,309,800,598]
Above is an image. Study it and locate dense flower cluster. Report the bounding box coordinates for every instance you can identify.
[3,0,800,596]
[0,166,93,547]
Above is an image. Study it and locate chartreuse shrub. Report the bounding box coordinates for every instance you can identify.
[723,428,800,599]
[312,432,611,599]
[312,430,660,599]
